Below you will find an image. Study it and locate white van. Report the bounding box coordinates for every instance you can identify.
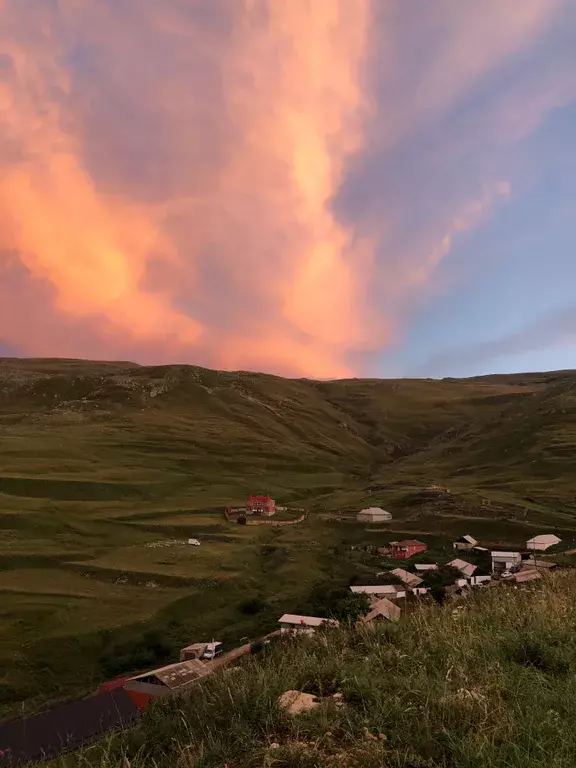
[202,641,223,660]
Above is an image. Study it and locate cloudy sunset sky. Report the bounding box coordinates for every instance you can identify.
[1,0,575,379]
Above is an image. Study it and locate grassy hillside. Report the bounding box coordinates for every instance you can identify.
[1,358,576,716]
[69,572,576,768]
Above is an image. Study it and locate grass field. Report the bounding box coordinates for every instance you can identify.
[68,571,576,768]
[1,359,576,717]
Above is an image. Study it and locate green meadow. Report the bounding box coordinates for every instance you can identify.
[1,359,575,716]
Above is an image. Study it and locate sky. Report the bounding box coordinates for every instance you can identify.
[1,0,575,380]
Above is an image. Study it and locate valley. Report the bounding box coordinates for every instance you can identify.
[1,359,575,716]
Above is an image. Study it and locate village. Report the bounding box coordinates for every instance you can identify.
[0,493,570,766]
[91,498,564,714]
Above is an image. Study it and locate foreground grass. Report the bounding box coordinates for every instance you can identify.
[70,572,576,768]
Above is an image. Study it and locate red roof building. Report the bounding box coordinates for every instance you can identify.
[390,539,427,559]
[246,494,276,516]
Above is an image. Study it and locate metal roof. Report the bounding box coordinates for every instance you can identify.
[362,597,401,623]
[155,660,209,689]
[350,585,403,595]
[526,534,561,550]
[490,551,521,558]
[131,660,210,691]
[455,535,478,545]
[391,568,423,586]
[448,558,477,577]
[414,563,438,571]
[0,689,138,767]
[180,642,208,653]
[278,614,338,627]
[514,569,542,583]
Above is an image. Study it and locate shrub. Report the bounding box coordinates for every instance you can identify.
[238,597,267,615]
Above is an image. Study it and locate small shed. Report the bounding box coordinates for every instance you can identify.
[448,558,477,578]
[526,534,561,551]
[357,507,392,523]
[391,568,423,587]
[414,563,438,571]
[453,535,478,551]
[361,597,401,624]
[180,642,208,662]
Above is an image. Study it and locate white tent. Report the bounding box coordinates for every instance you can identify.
[357,507,392,523]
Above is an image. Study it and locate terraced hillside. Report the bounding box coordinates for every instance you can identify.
[0,358,575,716]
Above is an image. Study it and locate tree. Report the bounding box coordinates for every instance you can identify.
[330,592,371,623]
[424,566,462,604]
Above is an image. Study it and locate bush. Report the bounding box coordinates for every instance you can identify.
[99,629,172,678]
[238,597,267,615]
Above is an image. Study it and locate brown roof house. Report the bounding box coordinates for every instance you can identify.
[391,568,423,588]
[453,535,478,551]
[361,597,401,625]
[448,558,477,579]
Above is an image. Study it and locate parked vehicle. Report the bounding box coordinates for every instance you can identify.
[202,641,223,660]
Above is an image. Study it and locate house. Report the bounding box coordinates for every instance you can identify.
[361,597,401,624]
[278,614,339,634]
[526,534,561,551]
[448,558,477,578]
[123,660,211,710]
[490,551,522,574]
[350,585,407,599]
[391,568,423,588]
[414,563,438,571]
[357,507,392,523]
[390,539,427,559]
[453,535,478,551]
[246,494,276,516]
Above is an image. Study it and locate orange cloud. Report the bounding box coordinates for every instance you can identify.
[0,0,374,377]
[0,0,572,377]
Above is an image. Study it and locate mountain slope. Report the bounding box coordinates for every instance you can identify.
[1,358,576,717]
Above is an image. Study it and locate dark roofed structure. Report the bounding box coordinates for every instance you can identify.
[0,689,138,767]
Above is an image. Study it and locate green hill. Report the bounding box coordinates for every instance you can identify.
[0,358,575,716]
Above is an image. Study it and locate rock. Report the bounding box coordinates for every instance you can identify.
[278,690,320,716]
